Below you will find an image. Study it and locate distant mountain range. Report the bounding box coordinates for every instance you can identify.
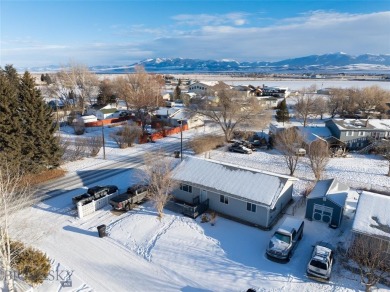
[26,53,390,73]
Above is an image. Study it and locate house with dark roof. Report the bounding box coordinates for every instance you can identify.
[305,179,349,228]
[325,118,390,150]
[171,157,298,229]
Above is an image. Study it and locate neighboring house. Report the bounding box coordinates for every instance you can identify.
[256,96,280,109]
[325,118,390,150]
[86,104,117,120]
[171,157,298,229]
[299,126,346,150]
[305,179,349,228]
[352,191,390,259]
[170,108,204,128]
[152,107,204,128]
[188,81,230,97]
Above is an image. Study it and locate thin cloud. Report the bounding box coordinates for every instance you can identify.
[172,12,248,26]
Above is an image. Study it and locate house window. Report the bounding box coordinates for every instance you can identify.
[180,184,192,193]
[247,202,256,212]
[346,131,351,136]
[220,195,229,204]
[358,131,364,136]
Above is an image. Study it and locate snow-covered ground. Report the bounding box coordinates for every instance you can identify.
[17,122,387,292]
[10,79,390,291]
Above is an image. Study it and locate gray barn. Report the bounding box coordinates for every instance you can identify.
[305,179,349,228]
[171,157,298,229]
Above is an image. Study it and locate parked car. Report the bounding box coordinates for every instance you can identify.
[266,217,304,261]
[228,143,252,154]
[109,184,149,211]
[307,242,334,281]
[72,185,119,205]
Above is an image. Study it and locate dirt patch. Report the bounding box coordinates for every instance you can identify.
[27,168,67,185]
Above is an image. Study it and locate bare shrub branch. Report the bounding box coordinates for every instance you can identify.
[274,127,304,176]
[142,152,178,219]
[189,135,225,154]
[308,139,330,180]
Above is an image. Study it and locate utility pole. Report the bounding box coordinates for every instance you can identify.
[101,120,106,159]
[179,120,183,161]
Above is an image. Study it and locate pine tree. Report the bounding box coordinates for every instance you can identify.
[0,70,23,171]
[275,98,290,125]
[18,71,61,173]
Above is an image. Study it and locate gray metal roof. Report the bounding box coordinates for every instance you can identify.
[308,179,349,207]
[172,157,297,207]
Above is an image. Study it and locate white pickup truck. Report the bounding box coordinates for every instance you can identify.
[266,216,304,260]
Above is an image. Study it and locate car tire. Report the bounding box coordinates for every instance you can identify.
[125,204,130,211]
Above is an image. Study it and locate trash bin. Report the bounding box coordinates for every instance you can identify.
[174,150,180,158]
[97,224,106,238]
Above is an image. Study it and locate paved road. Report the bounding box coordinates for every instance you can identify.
[35,136,193,200]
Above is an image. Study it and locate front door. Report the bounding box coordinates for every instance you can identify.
[200,189,207,202]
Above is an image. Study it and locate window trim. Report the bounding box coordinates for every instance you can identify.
[247,202,256,212]
[220,195,229,204]
[180,184,192,193]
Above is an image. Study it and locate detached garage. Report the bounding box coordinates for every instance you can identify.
[305,179,349,228]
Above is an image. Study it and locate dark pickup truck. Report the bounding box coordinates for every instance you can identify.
[109,184,149,211]
[72,185,119,206]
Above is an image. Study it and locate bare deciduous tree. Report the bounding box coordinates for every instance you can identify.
[0,165,36,292]
[50,63,99,111]
[294,85,317,127]
[308,139,330,180]
[86,136,103,157]
[196,86,264,142]
[274,127,304,176]
[373,139,390,176]
[110,124,142,148]
[346,233,390,292]
[142,152,178,219]
[327,88,346,118]
[113,66,164,131]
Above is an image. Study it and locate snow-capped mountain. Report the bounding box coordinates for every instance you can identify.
[24,53,390,73]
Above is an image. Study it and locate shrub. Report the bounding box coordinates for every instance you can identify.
[10,241,51,286]
[189,135,225,154]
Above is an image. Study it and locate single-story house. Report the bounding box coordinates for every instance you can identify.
[305,179,349,228]
[352,191,390,259]
[171,157,298,229]
[86,104,117,120]
[325,118,390,150]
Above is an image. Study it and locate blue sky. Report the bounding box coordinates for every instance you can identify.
[1,0,389,68]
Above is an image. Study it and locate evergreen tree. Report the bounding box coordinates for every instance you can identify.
[40,74,45,82]
[173,79,182,101]
[18,71,61,173]
[275,98,290,124]
[0,71,23,170]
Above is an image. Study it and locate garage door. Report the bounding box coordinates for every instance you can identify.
[312,204,333,223]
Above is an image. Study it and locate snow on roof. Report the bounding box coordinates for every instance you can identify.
[198,81,220,87]
[299,126,333,144]
[154,107,181,116]
[308,179,349,207]
[352,191,390,241]
[331,119,390,130]
[172,157,297,207]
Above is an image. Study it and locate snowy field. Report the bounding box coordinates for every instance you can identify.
[12,79,390,292]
